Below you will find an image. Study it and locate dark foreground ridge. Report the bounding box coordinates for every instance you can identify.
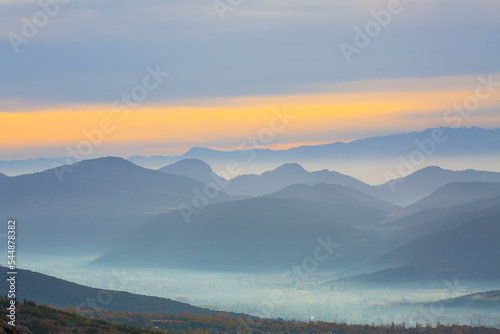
[0,267,222,316]
[1,296,500,334]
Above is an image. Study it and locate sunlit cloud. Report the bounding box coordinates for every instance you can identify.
[1,0,499,106]
[2,74,500,160]
[1,1,499,161]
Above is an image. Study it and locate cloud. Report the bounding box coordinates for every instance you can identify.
[2,74,500,160]
[0,0,499,107]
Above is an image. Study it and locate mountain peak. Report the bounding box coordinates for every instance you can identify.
[182,147,216,158]
[272,163,307,174]
[414,166,445,174]
[159,159,222,184]
[57,157,142,179]
[161,159,213,173]
[72,156,134,169]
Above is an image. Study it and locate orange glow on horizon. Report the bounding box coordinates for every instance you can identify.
[2,88,500,158]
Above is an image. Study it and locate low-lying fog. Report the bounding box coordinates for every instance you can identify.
[18,254,500,328]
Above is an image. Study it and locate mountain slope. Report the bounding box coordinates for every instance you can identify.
[0,297,144,334]
[225,163,500,207]
[385,196,500,230]
[266,183,400,213]
[159,158,226,185]
[334,201,500,279]
[372,166,500,206]
[0,157,82,177]
[224,163,371,197]
[437,290,500,309]
[0,267,221,316]
[94,197,392,272]
[377,209,500,270]
[407,181,500,211]
[0,157,216,212]
[0,157,233,252]
[336,209,500,284]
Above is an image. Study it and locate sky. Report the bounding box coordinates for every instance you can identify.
[1,0,500,160]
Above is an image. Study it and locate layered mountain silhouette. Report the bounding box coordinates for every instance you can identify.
[130,127,500,168]
[385,196,500,231]
[159,158,226,185]
[1,147,499,286]
[0,157,233,252]
[224,163,370,197]
[0,157,78,177]
[94,196,395,271]
[157,159,500,207]
[375,166,500,206]
[407,181,500,211]
[266,183,400,213]
[332,205,500,284]
[128,127,500,171]
[2,127,499,179]
[3,154,498,274]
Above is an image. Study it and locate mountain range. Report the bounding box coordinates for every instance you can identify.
[1,143,499,286]
[2,127,499,184]
[0,157,234,253]
[130,127,500,174]
[159,158,227,185]
[407,181,500,211]
[329,202,500,285]
[93,195,392,271]
[91,159,500,279]
[158,158,500,206]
